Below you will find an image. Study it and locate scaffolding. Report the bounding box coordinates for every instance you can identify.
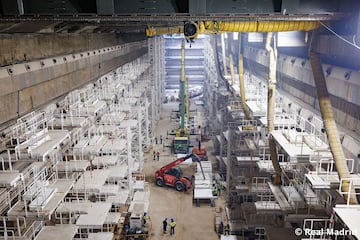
[202,33,360,239]
[0,50,155,240]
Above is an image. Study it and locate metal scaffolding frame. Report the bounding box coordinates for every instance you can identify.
[0,47,154,239]
[203,33,360,239]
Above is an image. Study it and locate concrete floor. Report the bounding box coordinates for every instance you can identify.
[143,102,222,240]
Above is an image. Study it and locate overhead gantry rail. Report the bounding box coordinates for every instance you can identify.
[0,13,344,22]
[0,12,347,34]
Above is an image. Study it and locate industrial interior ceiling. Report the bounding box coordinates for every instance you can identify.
[0,0,358,34]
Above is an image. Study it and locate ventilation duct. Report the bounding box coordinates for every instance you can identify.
[309,45,358,204]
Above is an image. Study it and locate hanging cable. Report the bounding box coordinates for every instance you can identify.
[353,34,359,46]
[318,21,360,50]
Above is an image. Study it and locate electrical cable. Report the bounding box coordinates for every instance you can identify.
[353,34,359,46]
[318,21,360,50]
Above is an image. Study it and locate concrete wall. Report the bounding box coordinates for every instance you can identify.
[243,47,360,136]
[0,33,145,66]
[315,33,360,70]
[0,33,147,127]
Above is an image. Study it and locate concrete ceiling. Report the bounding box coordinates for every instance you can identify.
[0,0,358,34]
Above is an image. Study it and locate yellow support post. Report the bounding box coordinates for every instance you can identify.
[221,33,228,76]
[309,34,358,204]
[237,32,251,120]
[186,77,190,121]
[265,32,282,185]
[229,54,236,97]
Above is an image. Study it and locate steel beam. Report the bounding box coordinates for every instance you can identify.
[1,0,24,15]
[0,13,343,23]
[189,0,206,14]
[96,0,114,15]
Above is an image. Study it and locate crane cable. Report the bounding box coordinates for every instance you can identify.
[318,21,360,51]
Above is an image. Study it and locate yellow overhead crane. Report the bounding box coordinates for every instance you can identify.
[146,20,321,38]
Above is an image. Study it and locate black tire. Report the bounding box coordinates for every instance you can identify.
[175,182,184,191]
[156,178,164,187]
[184,176,194,185]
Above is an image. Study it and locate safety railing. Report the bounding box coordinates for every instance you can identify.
[22,221,44,239]
[251,177,269,193]
[0,216,28,239]
[302,218,331,239]
[338,177,360,206]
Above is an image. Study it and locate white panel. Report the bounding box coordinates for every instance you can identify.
[278,31,306,47]
[248,33,263,42]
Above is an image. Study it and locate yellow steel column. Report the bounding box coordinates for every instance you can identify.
[180,40,186,130]
[221,34,228,76]
[309,35,358,204]
[186,77,190,121]
[237,32,251,120]
[229,54,236,97]
[265,32,282,184]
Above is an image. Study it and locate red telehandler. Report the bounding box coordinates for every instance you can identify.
[154,153,205,192]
